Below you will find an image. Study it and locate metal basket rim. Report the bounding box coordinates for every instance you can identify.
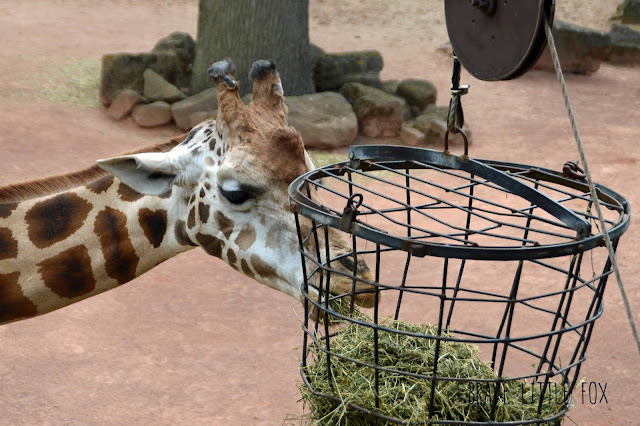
[289,145,630,261]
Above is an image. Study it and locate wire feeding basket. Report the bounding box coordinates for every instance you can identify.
[289,145,630,425]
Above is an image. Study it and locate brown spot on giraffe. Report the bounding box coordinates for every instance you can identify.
[214,211,235,239]
[0,202,18,219]
[117,182,144,202]
[241,258,255,279]
[174,220,196,246]
[195,233,225,258]
[25,193,92,249]
[204,182,211,191]
[38,245,96,298]
[86,175,115,194]
[138,208,168,248]
[94,207,139,284]
[0,271,38,323]
[187,206,196,229]
[205,157,215,167]
[199,187,206,198]
[235,225,256,251]
[198,202,210,223]
[227,247,237,264]
[0,227,18,260]
[250,254,278,279]
[181,125,202,147]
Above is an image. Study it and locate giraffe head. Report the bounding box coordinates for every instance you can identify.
[98,59,375,308]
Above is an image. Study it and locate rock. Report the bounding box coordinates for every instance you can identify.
[309,43,326,61]
[100,52,181,106]
[395,79,437,111]
[608,24,640,65]
[309,44,326,93]
[190,110,217,129]
[107,89,147,120]
[340,82,406,138]
[314,51,384,91]
[310,43,326,72]
[152,32,196,91]
[153,31,196,59]
[382,80,413,119]
[381,80,400,95]
[399,123,426,146]
[407,105,472,147]
[533,20,611,75]
[408,105,423,119]
[132,101,173,127]
[323,72,382,91]
[171,88,218,130]
[143,68,185,103]
[620,0,640,24]
[285,92,358,149]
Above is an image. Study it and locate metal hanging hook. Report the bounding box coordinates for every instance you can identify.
[338,193,363,232]
[347,193,363,209]
[562,161,586,180]
[444,127,470,157]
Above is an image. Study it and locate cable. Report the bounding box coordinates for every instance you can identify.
[544,17,640,357]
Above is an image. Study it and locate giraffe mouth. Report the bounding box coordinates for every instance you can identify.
[328,269,377,308]
[304,265,377,323]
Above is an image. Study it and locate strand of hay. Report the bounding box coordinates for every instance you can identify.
[300,312,566,425]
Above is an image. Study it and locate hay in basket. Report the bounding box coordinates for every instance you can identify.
[300,306,567,425]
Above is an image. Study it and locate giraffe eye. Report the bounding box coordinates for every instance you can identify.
[220,187,254,205]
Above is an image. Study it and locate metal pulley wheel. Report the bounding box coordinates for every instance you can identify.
[445,0,555,81]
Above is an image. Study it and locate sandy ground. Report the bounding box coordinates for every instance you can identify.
[0,0,638,425]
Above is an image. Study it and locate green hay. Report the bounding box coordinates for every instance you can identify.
[36,58,101,108]
[308,150,348,168]
[300,313,566,425]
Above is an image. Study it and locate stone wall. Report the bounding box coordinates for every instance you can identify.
[99,35,466,150]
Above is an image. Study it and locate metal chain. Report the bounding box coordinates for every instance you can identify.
[544,18,640,357]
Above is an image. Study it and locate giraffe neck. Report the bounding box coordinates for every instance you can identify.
[0,174,195,324]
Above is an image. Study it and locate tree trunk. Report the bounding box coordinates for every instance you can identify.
[190,0,314,97]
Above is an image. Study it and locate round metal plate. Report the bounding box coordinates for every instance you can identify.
[445,0,555,81]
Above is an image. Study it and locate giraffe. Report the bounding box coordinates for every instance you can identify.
[0,59,375,325]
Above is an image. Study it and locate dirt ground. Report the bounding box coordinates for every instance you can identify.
[0,1,638,425]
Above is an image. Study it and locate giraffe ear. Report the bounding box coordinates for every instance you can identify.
[97,152,178,196]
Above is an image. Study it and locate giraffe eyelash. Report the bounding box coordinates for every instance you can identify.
[219,187,254,205]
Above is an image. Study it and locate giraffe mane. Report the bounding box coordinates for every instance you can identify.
[0,133,187,203]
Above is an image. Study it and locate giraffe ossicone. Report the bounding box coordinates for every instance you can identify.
[0,59,375,325]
